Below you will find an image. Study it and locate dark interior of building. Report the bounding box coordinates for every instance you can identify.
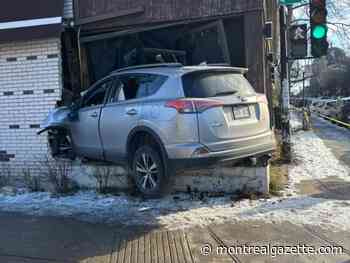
[84,17,246,84]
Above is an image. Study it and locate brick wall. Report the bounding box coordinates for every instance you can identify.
[0,38,62,176]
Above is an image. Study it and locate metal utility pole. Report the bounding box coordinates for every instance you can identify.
[279,5,292,161]
[302,71,305,107]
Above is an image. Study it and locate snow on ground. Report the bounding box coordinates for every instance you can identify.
[0,115,350,231]
[288,130,350,189]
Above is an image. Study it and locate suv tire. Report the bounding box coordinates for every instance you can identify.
[132,145,167,198]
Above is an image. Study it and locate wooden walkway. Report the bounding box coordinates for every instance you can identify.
[83,230,195,263]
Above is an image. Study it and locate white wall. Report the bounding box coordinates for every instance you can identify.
[0,38,62,176]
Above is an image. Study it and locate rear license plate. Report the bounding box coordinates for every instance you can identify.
[233,105,251,120]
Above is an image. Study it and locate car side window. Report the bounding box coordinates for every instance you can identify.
[107,79,124,104]
[83,81,111,108]
[118,74,168,101]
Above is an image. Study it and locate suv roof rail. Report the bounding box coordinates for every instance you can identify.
[112,63,183,73]
[198,62,231,67]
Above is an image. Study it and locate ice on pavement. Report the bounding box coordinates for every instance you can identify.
[0,117,349,231]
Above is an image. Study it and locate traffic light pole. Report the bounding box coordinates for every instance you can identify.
[280,5,292,162]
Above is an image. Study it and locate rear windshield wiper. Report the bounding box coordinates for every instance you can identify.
[213,91,238,97]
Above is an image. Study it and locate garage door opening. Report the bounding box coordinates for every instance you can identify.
[78,17,245,91]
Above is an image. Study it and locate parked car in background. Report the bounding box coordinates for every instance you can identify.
[310,100,324,114]
[39,64,275,197]
[315,101,325,115]
[341,98,350,123]
[319,100,342,118]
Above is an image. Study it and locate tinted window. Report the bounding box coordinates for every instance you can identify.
[182,72,255,98]
[83,81,111,108]
[118,74,168,101]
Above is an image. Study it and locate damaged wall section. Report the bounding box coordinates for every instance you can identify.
[80,17,247,89]
[73,0,267,94]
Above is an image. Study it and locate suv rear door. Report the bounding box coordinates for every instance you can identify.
[182,70,270,152]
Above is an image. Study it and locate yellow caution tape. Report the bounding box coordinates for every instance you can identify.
[318,113,350,129]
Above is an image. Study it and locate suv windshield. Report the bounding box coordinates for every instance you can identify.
[182,71,255,98]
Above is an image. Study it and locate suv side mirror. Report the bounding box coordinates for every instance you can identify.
[68,98,82,121]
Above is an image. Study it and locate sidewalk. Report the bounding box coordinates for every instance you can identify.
[0,212,349,263]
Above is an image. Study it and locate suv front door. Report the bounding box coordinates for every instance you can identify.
[70,79,112,160]
[100,75,142,162]
[100,73,167,162]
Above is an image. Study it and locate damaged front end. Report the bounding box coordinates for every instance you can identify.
[38,107,75,159]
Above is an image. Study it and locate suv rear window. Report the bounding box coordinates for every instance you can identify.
[182,71,255,98]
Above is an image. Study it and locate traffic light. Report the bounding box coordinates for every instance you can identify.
[310,0,329,57]
[290,24,308,59]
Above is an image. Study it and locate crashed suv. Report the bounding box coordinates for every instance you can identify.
[39,64,276,196]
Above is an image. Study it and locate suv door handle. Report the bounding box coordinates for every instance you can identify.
[90,112,98,118]
[126,109,138,116]
[211,122,224,127]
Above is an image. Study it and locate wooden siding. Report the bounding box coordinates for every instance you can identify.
[244,10,266,94]
[75,0,263,26]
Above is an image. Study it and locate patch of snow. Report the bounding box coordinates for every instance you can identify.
[0,116,349,231]
[0,189,349,232]
[287,130,350,194]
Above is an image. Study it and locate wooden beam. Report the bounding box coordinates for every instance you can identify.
[75,6,144,25]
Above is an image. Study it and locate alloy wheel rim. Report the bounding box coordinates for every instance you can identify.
[136,153,159,190]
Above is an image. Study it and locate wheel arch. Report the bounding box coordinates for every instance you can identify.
[126,126,169,172]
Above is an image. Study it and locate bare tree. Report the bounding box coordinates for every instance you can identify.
[38,155,75,194]
[0,163,11,187]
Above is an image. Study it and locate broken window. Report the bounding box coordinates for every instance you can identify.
[107,79,124,104]
[83,81,111,107]
[117,74,168,101]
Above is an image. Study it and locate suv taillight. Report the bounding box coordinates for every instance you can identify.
[165,99,223,113]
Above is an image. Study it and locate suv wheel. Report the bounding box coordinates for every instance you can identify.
[132,145,166,198]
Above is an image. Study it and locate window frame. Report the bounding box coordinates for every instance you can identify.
[81,78,114,109]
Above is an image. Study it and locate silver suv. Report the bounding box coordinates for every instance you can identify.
[39,64,275,197]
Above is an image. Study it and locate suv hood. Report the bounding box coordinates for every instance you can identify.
[37,107,71,135]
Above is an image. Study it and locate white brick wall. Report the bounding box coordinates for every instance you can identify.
[0,38,62,176]
[63,0,74,19]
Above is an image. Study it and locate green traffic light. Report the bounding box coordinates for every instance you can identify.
[312,25,327,39]
[280,0,303,4]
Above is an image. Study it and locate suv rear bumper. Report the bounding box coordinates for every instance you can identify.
[167,131,276,170]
